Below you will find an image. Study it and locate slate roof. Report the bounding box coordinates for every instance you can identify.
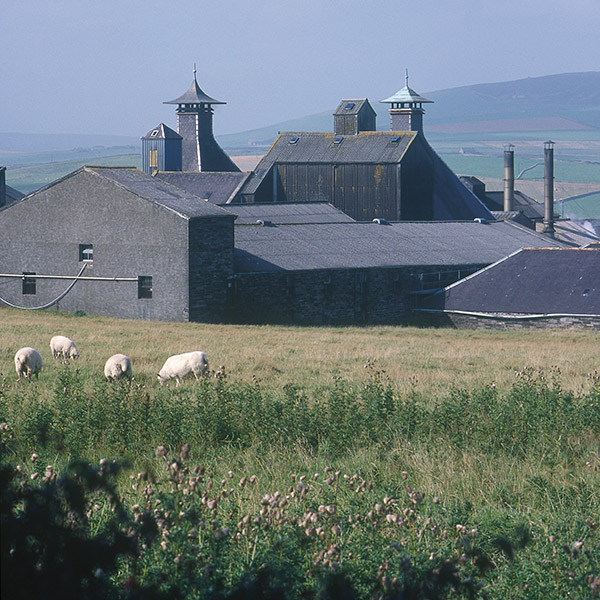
[484,190,549,220]
[492,211,535,229]
[233,219,566,273]
[153,171,250,204]
[422,248,600,315]
[164,76,225,105]
[226,202,355,225]
[5,184,24,206]
[333,99,376,117]
[85,167,235,219]
[534,219,600,246]
[141,123,182,140]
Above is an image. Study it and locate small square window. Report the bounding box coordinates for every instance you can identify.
[138,276,153,299]
[79,244,93,262]
[22,272,36,295]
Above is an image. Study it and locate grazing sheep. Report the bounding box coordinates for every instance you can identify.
[104,354,133,382]
[14,347,43,381]
[157,351,209,386]
[50,335,79,360]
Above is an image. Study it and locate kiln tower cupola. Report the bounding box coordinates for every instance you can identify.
[381,70,433,133]
[164,67,239,173]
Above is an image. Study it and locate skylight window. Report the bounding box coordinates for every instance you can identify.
[391,136,401,144]
[288,136,299,144]
[333,136,343,144]
[344,102,355,110]
[150,129,159,137]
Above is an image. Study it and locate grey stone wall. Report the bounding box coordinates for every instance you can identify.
[426,313,600,330]
[227,265,480,325]
[0,169,191,321]
[188,216,234,322]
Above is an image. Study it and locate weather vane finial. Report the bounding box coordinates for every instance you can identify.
[405,68,409,87]
[193,63,197,80]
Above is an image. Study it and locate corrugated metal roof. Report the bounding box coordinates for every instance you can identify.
[86,167,234,219]
[226,202,355,224]
[233,220,566,273]
[424,247,600,314]
[154,171,250,204]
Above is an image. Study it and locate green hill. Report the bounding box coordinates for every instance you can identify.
[3,72,599,193]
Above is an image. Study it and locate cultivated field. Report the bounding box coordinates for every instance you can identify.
[1,308,599,599]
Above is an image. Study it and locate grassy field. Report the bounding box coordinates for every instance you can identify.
[1,307,599,397]
[1,308,599,598]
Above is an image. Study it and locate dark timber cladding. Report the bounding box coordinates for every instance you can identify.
[333,99,377,135]
[244,131,428,221]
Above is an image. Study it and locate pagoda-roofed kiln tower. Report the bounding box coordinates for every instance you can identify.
[381,70,433,133]
[164,69,239,172]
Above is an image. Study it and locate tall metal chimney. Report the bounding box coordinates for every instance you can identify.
[503,144,514,211]
[0,167,6,209]
[542,141,555,237]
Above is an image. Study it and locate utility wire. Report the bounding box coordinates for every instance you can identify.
[0,263,88,310]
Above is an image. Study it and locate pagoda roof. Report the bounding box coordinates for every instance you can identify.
[381,71,433,105]
[164,73,225,105]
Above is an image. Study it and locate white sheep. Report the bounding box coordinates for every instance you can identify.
[157,351,209,386]
[50,335,79,360]
[104,354,133,382]
[14,347,43,381]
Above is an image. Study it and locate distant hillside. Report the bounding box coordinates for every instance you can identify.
[220,72,600,155]
[0,132,139,155]
[3,72,599,194]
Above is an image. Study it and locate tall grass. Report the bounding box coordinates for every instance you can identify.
[1,308,599,598]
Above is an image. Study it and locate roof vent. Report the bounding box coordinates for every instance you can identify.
[256,219,274,227]
[373,218,390,225]
[474,218,488,224]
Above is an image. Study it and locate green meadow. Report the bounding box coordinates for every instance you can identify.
[1,308,599,598]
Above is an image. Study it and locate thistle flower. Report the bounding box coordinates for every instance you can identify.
[30,453,38,463]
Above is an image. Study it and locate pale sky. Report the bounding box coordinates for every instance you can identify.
[2,0,599,137]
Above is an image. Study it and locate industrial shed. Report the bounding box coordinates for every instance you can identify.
[0,166,235,322]
[419,247,600,329]
[227,219,567,324]
[240,130,492,223]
